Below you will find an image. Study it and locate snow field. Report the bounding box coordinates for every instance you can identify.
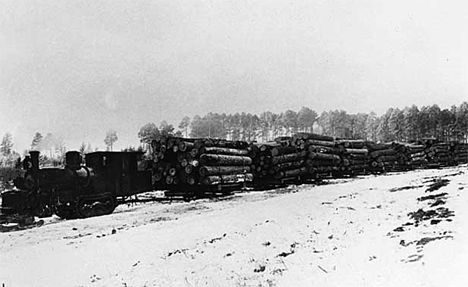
[0,165,467,287]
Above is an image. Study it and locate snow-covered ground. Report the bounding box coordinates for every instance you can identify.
[1,165,467,287]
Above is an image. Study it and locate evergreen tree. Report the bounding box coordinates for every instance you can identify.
[31,132,43,150]
[280,110,298,135]
[377,108,393,142]
[403,105,420,141]
[104,130,118,151]
[365,112,379,141]
[178,116,191,138]
[297,107,318,133]
[159,120,175,136]
[138,123,160,146]
[388,108,404,141]
[79,142,86,156]
[0,132,13,156]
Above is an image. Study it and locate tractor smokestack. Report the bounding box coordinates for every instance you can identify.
[29,151,40,172]
[29,150,40,187]
[65,151,82,170]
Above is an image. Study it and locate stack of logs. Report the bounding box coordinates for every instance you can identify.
[249,138,308,181]
[425,142,451,166]
[453,143,468,163]
[335,140,369,174]
[389,143,413,171]
[422,141,468,167]
[148,134,468,191]
[404,143,427,167]
[365,142,397,170]
[150,137,253,188]
[298,133,341,174]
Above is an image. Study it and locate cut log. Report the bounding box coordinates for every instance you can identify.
[347,154,368,160]
[189,160,199,167]
[196,138,249,149]
[406,144,425,153]
[293,132,335,142]
[168,167,177,177]
[256,142,280,152]
[200,147,249,156]
[177,153,185,163]
[369,149,397,158]
[199,154,252,166]
[309,152,341,162]
[370,161,384,168]
[306,139,336,147]
[275,167,307,179]
[190,148,199,158]
[216,139,250,149]
[411,156,427,163]
[381,161,396,167]
[165,176,174,185]
[410,152,426,159]
[336,139,366,149]
[187,176,196,185]
[271,152,306,164]
[308,145,342,154]
[184,165,193,174]
[271,146,297,156]
[341,159,350,166]
[429,147,450,153]
[348,159,369,166]
[306,159,340,167]
[152,171,163,182]
[376,155,398,163]
[344,148,368,155]
[179,141,194,152]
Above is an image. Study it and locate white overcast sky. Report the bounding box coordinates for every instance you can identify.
[0,0,467,152]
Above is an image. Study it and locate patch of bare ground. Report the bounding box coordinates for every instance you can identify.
[425,178,450,192]
[388,170,460,266]
[390,185,424,192]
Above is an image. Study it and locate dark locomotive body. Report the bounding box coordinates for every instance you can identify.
[1,151,152,219]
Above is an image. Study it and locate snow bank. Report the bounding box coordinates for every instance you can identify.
[1,165,467,287]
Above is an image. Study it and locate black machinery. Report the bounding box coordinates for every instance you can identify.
[1,150,152,220]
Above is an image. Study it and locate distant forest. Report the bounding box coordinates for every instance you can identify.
[1,102,467,166]
[138,102,468,148]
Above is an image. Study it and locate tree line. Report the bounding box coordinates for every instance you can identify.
[138,102,468,147]
[1,101,467,166]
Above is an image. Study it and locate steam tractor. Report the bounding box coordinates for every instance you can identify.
[1,150,153,219]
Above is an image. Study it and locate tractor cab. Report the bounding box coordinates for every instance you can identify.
[85,152,152,198]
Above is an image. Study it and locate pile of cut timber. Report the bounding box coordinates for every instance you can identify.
[250,138,308,182]
[389,143,413,171]
[366,142,398,171]
[150,136,253,189]
[425,142,451,167]
[291,133,340,175]
[335,140,369,174]
[147,133,468,192]
[404,143,427,167]
[453,142,468,163]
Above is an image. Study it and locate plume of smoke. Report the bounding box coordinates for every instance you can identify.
[37,133,66,158]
